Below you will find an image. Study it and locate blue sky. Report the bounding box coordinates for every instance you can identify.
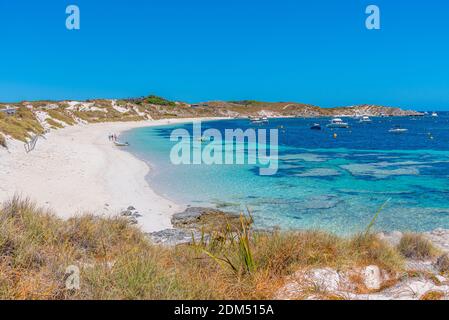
[0,0,448,109]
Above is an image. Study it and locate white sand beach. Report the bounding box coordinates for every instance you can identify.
[0,118,218,233]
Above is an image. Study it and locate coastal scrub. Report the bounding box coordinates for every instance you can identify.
[0,197,409,300]
[0,107,44,141]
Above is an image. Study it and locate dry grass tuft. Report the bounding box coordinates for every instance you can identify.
[435,254,449,274]
[47,109,76,126]
[0,133,6,148]
[397,233,438,260]
[46,119,64,129]
[420,290,445,300]
[348,233,403,272]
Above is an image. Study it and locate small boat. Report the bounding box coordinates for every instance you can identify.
[310,123,321,130]
[388,125,408,134]
[359,116,372,123]
[114,141,130,147]
[327,118,349,128]
[250,116,263,124]
[431,112,438,117]
[261,116,269,123]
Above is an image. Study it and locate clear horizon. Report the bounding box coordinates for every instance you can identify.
[1,1,448,110]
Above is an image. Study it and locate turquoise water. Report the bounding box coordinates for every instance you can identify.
[121,115,449,234]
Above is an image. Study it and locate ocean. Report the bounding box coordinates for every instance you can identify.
[121,114,449,234]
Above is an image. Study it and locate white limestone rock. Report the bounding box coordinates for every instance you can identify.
[363,265,382,290]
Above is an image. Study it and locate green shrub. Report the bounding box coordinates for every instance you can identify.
[145,95,176,106]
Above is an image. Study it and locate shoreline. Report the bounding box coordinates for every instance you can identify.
[0,117,225,233]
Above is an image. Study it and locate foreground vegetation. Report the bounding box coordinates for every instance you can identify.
[0,197,414,300]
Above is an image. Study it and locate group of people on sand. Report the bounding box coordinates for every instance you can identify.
[108,134,118,142]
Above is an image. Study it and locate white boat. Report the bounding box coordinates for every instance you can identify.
[250,116,263,124]
[431,112,438,117]
[359,116,372,123]
[114,141,130,147]
[261,116,269,122]
[388,125,408,134]
[326,118,349,128]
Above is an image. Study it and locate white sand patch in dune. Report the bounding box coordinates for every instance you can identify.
[110,99,129,113]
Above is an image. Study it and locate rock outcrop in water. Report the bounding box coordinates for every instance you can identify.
[171,207,241,229]
[148,207,241,246]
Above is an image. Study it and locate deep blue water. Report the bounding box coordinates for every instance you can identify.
[121,114,449,234]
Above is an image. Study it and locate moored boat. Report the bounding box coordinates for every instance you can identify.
[326,118,349,128]
[388,125,408,134]
[359,116,372,123]
[249,116,263,124]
